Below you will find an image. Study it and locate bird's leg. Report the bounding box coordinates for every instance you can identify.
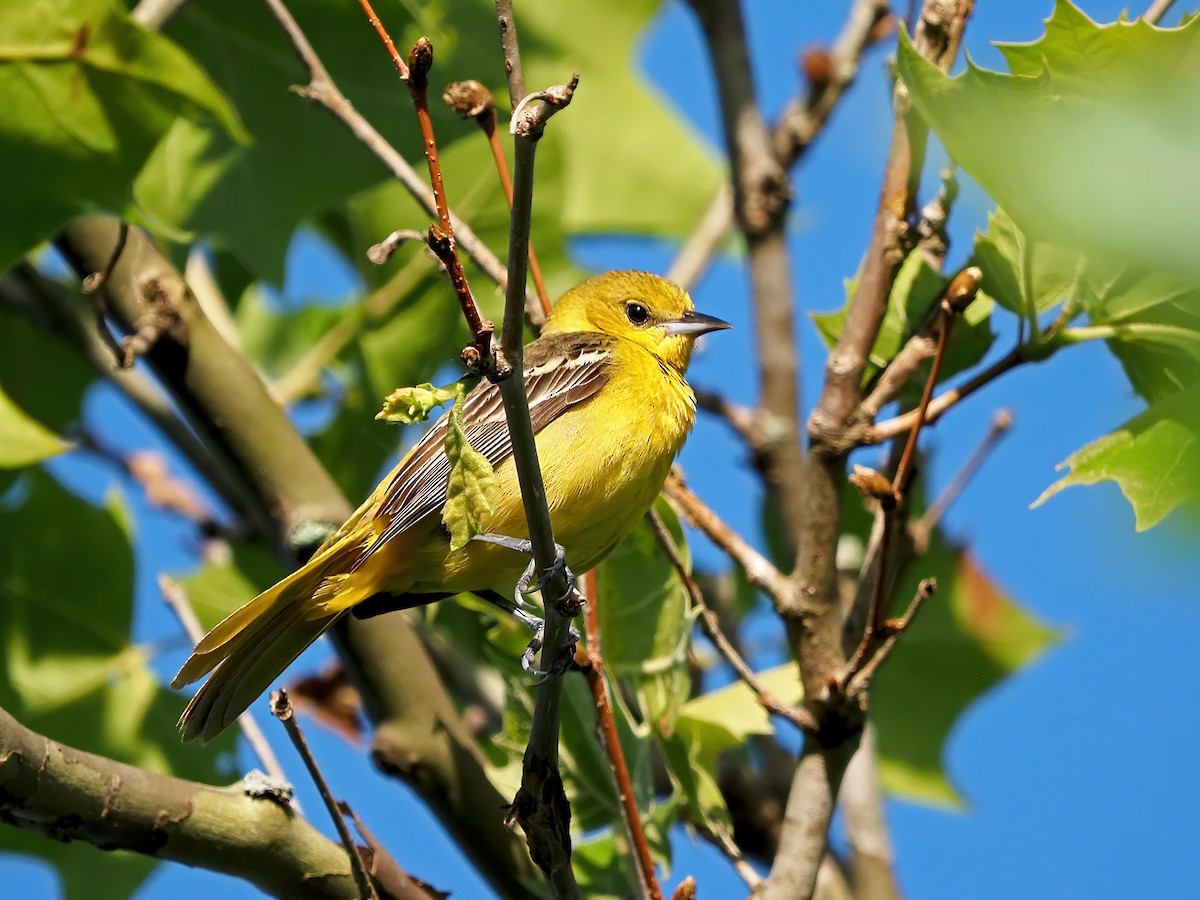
[475,589,581,679]
[470,533,583,678]
[470,533,577,606]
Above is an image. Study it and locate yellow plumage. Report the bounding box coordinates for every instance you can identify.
[172,270,728,742]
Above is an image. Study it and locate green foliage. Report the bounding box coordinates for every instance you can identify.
[0,386,71,467]
[813,250,995,388]
[0,471,232,897]
[898,1,1200,278]
[1034,384,1200,531]
[442,387,498,551]
[0,0,241,272]
[871,533,1058,806]
[377,382,462,425]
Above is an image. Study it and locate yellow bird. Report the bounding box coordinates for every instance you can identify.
[172,270,729,742]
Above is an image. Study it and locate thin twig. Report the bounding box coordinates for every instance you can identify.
[846,579,936,695]
[159,576,294,804]
[860,265,981,419]
[445,80,552,319]
[916,407,1013,537]
[647,509,818,734]
[868,346,1024,442]
[260,0,540,315]
[497,74,583,897]
[1144,0,1178,24]
[662,471,788,602]
[354,0,409,79]
[581,569,659,900]
[272,690,379,900]
[494,0,528,109]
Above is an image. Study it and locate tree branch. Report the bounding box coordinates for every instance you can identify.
[0,705,384,899]
[686,0,806,548]
[53,217,538,896]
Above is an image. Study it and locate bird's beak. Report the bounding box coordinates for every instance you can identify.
[661,309,732,336]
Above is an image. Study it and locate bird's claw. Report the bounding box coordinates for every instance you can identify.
[519,621,582,681]
[515,543,574,604]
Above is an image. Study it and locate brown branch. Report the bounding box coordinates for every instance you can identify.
[159,576,292,803]
[838,724,900,900]
[668,0,893,291]
[868,346,1024,442]
[765,6,975,898]
[647,509,818,734]
[846,579,936,695]
[662,470,788,603]
[354,0,409,80]
[581,569,660,900]
[686,0,805,548]
[272,691,379,900]
[0,705,377,898]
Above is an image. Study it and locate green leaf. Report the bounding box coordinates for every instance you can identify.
[872,534,1059,806]
[377,382,462,425]
[897,4,1200,277]
[596,498,694,731]
[138,0,716,281]
[0,304,93,444]
[971,208,1089,317]
[813,251,994,386]
[441,388,497,551]
[0,470,233,897]
[0,0,243,270]
[0,385,72,468]
[1034,383,1200,530]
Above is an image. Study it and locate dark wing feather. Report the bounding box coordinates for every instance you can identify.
[360,332,615,559]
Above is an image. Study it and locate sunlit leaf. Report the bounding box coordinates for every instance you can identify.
[0,386,71,468]
[0,0,242,271]
[441,388,497,551]
[1034,383,1200,530]
[377,382,462,425]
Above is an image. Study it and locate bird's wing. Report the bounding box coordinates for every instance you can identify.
[360,332,616,558]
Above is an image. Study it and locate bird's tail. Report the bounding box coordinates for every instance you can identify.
[171,555,345,744]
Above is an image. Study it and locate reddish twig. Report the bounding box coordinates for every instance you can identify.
[581,569,661,900]
[352,11,497,374]
[445,80,552,320]
[915,407,1013,540]
[846,579,936,695]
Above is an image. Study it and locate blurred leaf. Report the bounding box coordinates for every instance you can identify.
[971,208,1089,317]
[813,251,994,387]
[0,297,94,438]
[377,382,461,425]
[0,0,242,271]
[872,534,1059,806]
[0,470,233,897]
[897,4,1200,277]
[233,288,347,378]
[0,385,72,468]
[442,388,497,551]
[1034,383,1200,530]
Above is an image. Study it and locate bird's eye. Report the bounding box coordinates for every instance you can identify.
[625,302,650,326]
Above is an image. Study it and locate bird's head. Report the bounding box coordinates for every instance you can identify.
[542,270,730,373]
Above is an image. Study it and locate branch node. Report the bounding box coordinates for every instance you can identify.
[510,75,580,138]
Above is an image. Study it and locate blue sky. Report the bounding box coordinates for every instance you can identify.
[4,1,1199,898]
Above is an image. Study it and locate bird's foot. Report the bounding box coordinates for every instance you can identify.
[470,533,577,607]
